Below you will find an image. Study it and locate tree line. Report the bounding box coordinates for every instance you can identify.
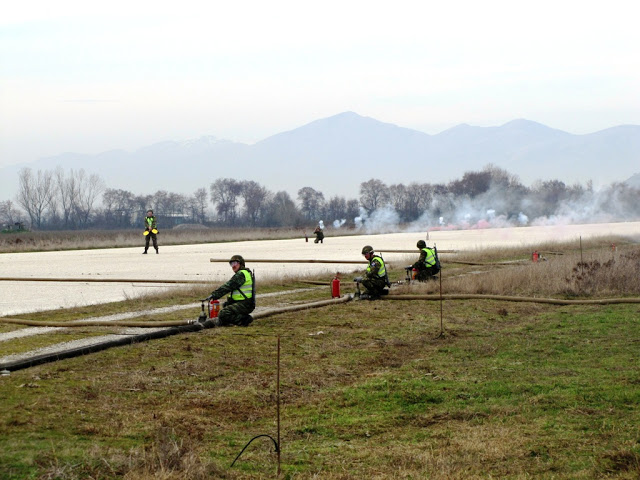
[1,164,639,231]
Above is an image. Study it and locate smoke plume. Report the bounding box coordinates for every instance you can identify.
[353,182,640,234]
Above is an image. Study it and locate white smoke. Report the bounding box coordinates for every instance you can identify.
[354,206,400,234]
[518,212,529,225]
[352,182,639,232]
[333,219,347,228]
[354,207,366,229]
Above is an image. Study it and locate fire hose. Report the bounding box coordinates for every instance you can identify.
[0,277,207,284]
[0,295,353,372]
[3,292,639,373]
[382,294,640,305]
[0,322,206,372]
[0,318,200,328]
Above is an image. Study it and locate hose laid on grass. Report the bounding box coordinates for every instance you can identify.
[0,322,205,372]
[445,260,528,266]
[211,258,365,264]
[0,296,353,328]
[0,317,199,328]
[252,294,352,319]
[0,276,207,284]
[5,292,635,373]
[0,296,353,372]
[383,294,640,305]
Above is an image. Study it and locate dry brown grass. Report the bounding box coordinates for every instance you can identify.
[395,240,640,298]
[0,227,349,253]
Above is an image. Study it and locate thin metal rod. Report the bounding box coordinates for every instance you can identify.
[439,272,444,337]
[277,335,281,476]
[377,249,457,254]
[580,236,584,275]
[210,258,365,264]
[0,277,207,284]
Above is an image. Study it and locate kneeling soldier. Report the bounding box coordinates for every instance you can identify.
[357,245,388,299]
[206,255,255,326]
[412,240,440,281]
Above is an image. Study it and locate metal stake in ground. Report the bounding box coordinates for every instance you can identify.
[229,335,281,474]
[438,270,444,338]
[277,335,281,476]
[580,236,584,276]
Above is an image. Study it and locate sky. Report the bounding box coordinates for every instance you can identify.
[1,0,639,169]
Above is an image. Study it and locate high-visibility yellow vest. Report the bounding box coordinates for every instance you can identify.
[422,247,437,267]
[231,270,253,301]
[367,256,386,278]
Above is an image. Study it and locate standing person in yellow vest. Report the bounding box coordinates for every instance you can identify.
[412,240,440,281]
[356,245,388,299]
[143,209,159,254]
[205,255,255,326]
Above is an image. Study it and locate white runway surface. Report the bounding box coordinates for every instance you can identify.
[1,222,638,316]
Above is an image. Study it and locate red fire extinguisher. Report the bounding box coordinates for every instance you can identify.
[532,251,539,262]
[412,268,417,280]
[331,275,341,298]
[209,299,220,318]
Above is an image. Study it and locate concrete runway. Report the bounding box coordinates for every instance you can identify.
[1,222,637,315]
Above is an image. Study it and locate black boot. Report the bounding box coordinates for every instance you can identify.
[143,250,148,254]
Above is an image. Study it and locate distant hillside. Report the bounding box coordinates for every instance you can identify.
[1,112,639,200]
[625,173,640,188]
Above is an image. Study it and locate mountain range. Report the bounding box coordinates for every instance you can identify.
[1,112,639,200]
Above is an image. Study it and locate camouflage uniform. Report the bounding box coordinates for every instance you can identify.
[362,255,387,297]
[412,247,439,281]
[313,226,324,243]
[209,269,255,326]
[144,214,158,253]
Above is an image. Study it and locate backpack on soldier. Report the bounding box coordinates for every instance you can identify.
[433,246,441,274]
[379,254,391,287]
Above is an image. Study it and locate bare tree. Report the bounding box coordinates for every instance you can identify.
[54,166,75,228]
[103,188,136,227]
[190,188,208,224]
[345,199,360,225]
[16,168,54,229]
[0,200,23,228]
[241,180,269,226]
[72,170,105,227]
[264,191,302,227]
[210,178,242,224]
[152,190,170,216]
[326,195,347,222]
[297,186,325,221]
[388,184,407,219]
[359,178,389,214]
[530,180,569,217]
[448,170,492,198]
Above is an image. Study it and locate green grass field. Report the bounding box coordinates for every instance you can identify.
[1,240,639,479]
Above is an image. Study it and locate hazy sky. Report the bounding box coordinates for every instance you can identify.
[2,0,639,168]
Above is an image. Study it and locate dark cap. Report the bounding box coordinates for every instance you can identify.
[229,254,245,265]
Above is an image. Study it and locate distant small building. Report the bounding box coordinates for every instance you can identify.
[2,222,26,232]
